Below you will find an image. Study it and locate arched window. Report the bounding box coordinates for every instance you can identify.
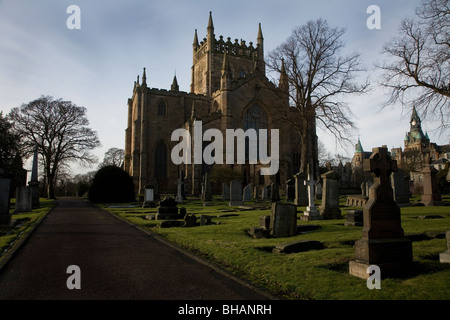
[158,101,166,116]
[244,104,268,161]
[154,141,167,178]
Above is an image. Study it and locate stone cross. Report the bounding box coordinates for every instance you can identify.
[301,165,321,220]
[349,146,413,279]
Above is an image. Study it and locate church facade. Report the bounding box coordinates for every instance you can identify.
[124,13,301,194]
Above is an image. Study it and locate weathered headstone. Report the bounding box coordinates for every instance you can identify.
[294,172,307,206]
[319,170,341,219]
[229,180,243,206]
[439,230,450,263]
[270,203,297,237]
[390,169,410,205]
[243,184,252,202]
[221,182,230,201]
[156,196,179,220]
[142,185,156,208]
[421,156,442,206]
[0,170,12,225]
[285,179,295,202]
[301,168,322,221]
[270,182,280,203]
[262,185,271,200]
[14,186,32,213]
[175,178,184,203]
[28,145,40,209]
[345,209,363,226]
[349,146,413,279]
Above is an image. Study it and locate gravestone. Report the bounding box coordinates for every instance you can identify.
[285,179,295,202]
[319,170,341,219]
[229,180,243,206]
[262,185,271,200]
[253,186,261,200]
[301,168,322,221]
[270,182,280,203]
[270,203,297,237]
[345,209,363,226]
[439,230,450,263]
[221,183,230,201]
[201,173,212,202]
[15,186,32,213]
[156,196,179,220]
[175,178,185,203]
[0,171,12,225]
[294,172,308,206]
[421,156,442,206]
[28,145,40,209]
[183,213,197,227]
[390,169,410,205]
[243,184,252,202]
[315,181,322,201]
[349,146,413,279]
[142,185,156,208]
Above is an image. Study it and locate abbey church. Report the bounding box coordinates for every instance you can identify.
[124,12,302,194]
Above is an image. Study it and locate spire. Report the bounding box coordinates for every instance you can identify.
[142,67,147,87]
[171,74,179,92]
[207,11,214,30]
[355,137,364,153]
[279,58,289,93]
[221,51,230,73]
[257,23,263,43]
[221,52,231,90]
[193,29,199,49]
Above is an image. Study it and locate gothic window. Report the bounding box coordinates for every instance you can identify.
[244,104,268,161]
[158,101,166,116]
[154,141,167,178]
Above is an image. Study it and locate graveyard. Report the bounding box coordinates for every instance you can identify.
[101,191,450,300]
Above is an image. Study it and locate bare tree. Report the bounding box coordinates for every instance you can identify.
[378,0,449,132]
[268,19,369,179]
[99,147,125,168]
[9,96,101,199]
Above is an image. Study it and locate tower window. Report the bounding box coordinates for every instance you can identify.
[158,101,166,116]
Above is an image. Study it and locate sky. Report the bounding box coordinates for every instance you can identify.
[1,0,447,175]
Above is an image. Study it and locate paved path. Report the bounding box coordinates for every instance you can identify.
[0,198,273,300]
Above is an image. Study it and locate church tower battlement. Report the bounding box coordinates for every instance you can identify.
[191,12,265,96]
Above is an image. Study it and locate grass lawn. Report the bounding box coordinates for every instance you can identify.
[0,198,56,265]
[100,194,450,300]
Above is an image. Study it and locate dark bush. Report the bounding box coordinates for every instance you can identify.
[88,165,136,203]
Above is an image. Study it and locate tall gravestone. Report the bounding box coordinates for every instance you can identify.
[421,156,442,206]
[285,179,295,202]
[201,173,212,202]
[390,169,410,205]
[221,182,230,201]
[229,180,243,206]
[294,172,307,206]
[175,178,184,203]
[28,145,40,209]
[270,182,280,203]
[0,169,12,225]
[319,170,341,219]
[349,146,413,279]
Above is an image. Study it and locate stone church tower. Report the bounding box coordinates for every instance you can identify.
[124,12,301,195]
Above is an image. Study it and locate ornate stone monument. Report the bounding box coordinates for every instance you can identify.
[301,166,322,221]
[349,146,413,279]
